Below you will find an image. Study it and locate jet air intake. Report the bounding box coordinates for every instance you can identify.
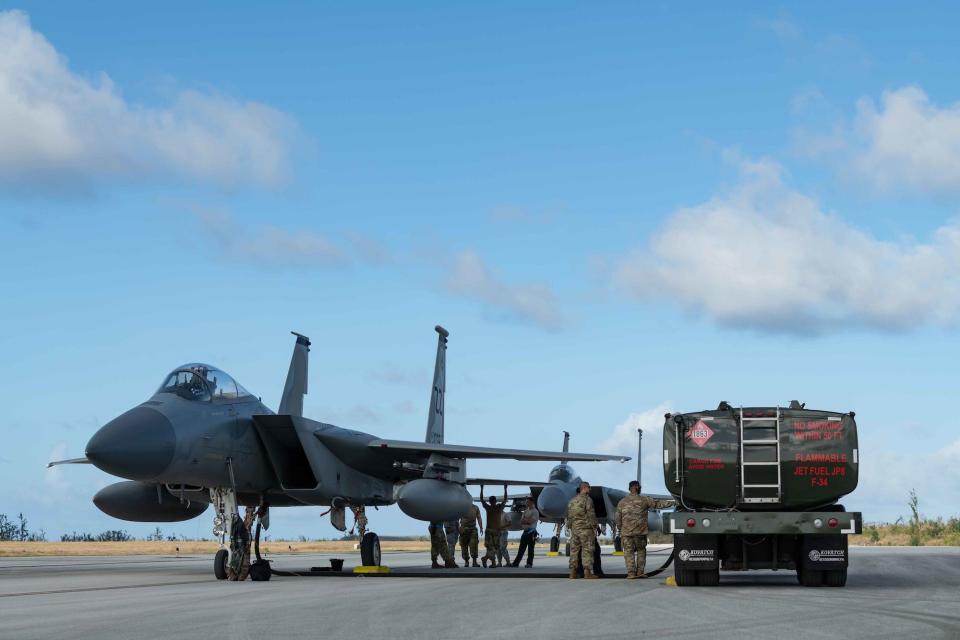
[396,479,472,521]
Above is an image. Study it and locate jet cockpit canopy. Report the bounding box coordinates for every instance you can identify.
[158,364,253,402]
[547,464,576,484]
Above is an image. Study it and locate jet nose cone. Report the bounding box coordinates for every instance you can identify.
[86,406,175,481]
[537,485,572,519]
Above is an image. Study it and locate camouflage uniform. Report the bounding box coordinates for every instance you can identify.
[614,494,675,577]
[482,501,505,566]
[497,513,511,565]
[429,522,455,567]
[459,505,481,563]
[444,520,460,559]
[227,507,256,581]
[565,493,597,576]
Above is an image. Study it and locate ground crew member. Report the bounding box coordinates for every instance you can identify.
[480,485,507,568]
[428,521,457,568]
[227,506,256,581]
[511,496,540,568]
[565,481,598,579]
[459,503,483,566]
[498,512,512,566]
[444,520,460,560]
[614,480,675,578]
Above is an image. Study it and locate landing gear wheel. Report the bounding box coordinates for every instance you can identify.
[549,536,560,553]
[564,542,571,557]
[823,568,847,587]
[361,532,381,566]
[675,566,698,587]
[698,567,720,586]
[614,535,623,553]
[214,549,228,580]
[798,566,823,587]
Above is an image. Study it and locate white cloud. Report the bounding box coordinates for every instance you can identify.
[195,208,348,268]
[0,10,297,194]
[614,157,960,334]
[446,250,564,330]
[588,404,672,493]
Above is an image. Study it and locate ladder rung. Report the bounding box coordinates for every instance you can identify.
[743,440,778,445]
[743,484,780,488]
[741,417,777,421]
[742,461,779,466]
[742,497,780,503]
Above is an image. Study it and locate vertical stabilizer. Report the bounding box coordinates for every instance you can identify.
[560,430,570,463]
[636,428,643,486]
[424,325,448,444]
[279,332,310,417]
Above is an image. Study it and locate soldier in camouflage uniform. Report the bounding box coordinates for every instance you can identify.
[480,485,507,568]
[227,506,256,581]
[614,480,675,578]
[565,482,599,579]
[444,520,460,560]
[428,521,457,568]
[459,503,483,566]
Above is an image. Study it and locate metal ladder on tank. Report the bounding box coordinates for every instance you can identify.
[739,407,782,504]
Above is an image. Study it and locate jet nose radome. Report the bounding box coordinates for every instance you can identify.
[86,407,176,481]
[537,485,574,519]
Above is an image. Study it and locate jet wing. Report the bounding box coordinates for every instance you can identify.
[367,439,630,462]
[464,478,551,487]
[47,457,91,468]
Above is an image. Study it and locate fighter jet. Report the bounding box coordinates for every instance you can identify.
[50,326,628,578]
[488,431,671,553]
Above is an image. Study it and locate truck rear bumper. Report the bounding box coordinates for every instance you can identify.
[663,511,862,536]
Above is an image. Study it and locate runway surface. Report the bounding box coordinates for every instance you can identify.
[1,546,958,639]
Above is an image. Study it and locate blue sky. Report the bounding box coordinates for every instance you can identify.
[2,3,959,539]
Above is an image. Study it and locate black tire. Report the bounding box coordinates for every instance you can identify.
[698,568,720,586]
[798,566,823,587]
[361,532,381,566]
[675,566,699,587]
[614,535,623,553]
[564,542,571,557]
[249,559,272,581]
[549,536,560,553]
[824,568,847,587]
[214,549,228,580]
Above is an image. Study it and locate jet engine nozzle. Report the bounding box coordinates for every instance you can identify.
[85,406,176,481]
[396,479,472,522]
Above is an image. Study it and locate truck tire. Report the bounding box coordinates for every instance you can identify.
[360,532,381,566]
[797,566,823,587]
[698,567,720,586]
[214,549,228,580]
[824,568,847,587]
[675,566,698,587]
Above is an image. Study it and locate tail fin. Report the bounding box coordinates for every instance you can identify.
[279,332,310,417]
[636,428,643,486]
[560,431,570,463]
[424,325,448,444]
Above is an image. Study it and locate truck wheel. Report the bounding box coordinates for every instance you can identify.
[360,532,381,566]
[214,549,228,580]
[823,568,847,587]
[675,567,698,587]
[698,568,719,586]
[549,536,560,553]
[798,566,823,587]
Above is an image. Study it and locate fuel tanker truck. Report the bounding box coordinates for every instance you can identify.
[661,401,861,587]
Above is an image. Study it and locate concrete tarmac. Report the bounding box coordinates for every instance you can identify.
[1,546,958,639]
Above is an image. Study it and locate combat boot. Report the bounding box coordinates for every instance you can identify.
[482,557,488,568]
[431,561,441,569]
[472,559,480,567]
[445,560,458,568]
[583,569,598,580]
[626,573,637,579]
[568,569,578,579]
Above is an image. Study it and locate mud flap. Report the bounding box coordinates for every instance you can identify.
[800,534,848,570]
[674,533,719,571]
